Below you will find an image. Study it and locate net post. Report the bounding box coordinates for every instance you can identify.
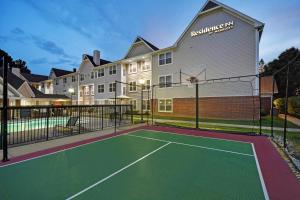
[130,104,133,124]
[195,82,199,129]
[283,65,290,148]
[147,88,150,125]
[2,57,9,162]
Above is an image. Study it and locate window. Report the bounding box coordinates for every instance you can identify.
[63,77,67,83]
[158,99,173,112]
[109,65,116,75]
[90,85,94,96]
[98,84,104,93]
[41,83,45,88]
[84,86,89,95]
[55,79,59,85]
[80,74,84,81]
[72,76,76,82]
[129,81,137,92]
[130,100,137,110]
[142,100,150,111]
[123,68,126,76]
[159,52,172,66]
[142,80,151,90]
[109,83,116,92]
[128,63,137,74]
[122,86,126,95]
[141,61,151,71]
[91,72,94,79]
[159,75,172,88]
[98,68,104,77]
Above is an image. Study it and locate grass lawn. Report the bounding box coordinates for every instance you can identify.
[133,115,300,129]
[133,115,300,160]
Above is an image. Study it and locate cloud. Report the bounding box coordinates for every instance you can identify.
[31,35,69,57]
[11,27,25,35]
[7,27,73,58]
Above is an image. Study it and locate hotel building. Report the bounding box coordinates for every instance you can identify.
[36,0,265,119]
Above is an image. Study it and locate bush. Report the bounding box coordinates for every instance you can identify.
[273,96,300,118]
[273,98,285,113]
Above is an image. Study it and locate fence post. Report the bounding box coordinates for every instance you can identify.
[195,83,199,129]
[78,106,81,134]
[283,65,290,148]
[141,88,144,123]
[151,85,154,125]
[2,58,9,162]
[114,80,117,133]
[101,105,104,130]
[259,74,262,135]
[130,105,133,124]
[46,107,50,141]
[271,77,275,137]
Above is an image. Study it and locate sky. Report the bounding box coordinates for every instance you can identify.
[0,0,300,75]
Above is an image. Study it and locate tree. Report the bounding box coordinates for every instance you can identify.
[11,59,31,74]
[0,49,13,67]
[263,47,300,97]
[0,49,31,73]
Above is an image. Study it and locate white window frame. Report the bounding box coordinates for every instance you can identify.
[158,75,172,88]
[128,63,137,74]
[55,79,59,85]
[130,99,137,110]
[109,82,116,93]
[98,68,105,77]
[142,99,150,111]
[158,52,172,66]
[129,81,137,92]
[98,84,105,93]
[90,85,94,96]
[72,76,76,82]
[91,71,94,79]
[80,74,84,81]
[142,79,151,91]
[141,61,151,71]
[109,65,117,75]
[158,98,173,112]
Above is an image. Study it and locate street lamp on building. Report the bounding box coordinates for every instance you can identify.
[68,88,75,105]
[139,79,145,123]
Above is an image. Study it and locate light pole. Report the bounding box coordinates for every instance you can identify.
[139,79,145,123]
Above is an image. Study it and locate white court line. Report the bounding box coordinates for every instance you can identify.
[65,142,171,200]
[141,128,251,144]
[252,144,270,200]
[127,134,254,157]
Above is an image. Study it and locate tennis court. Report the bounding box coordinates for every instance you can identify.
[0,128,269,200]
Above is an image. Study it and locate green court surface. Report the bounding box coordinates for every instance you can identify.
[0,130,268,200]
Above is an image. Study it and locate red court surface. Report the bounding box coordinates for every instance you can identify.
[1,125,300,200]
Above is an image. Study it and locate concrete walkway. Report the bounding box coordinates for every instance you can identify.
[279,114,300,127]
[153,118,300,132]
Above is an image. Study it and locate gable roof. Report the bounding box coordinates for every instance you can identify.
[174,0,264,47]
[21,72,48,83]
[51,68,73,77]
[124,36,159,59]
[29,85,69,99]
[0,67,25,90]
[84,55,111,67]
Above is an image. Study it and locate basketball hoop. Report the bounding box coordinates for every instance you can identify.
[186,76,198,87]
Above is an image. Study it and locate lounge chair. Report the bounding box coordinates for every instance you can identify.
[54,116,79,135]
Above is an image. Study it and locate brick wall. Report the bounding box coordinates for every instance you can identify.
[152,96,260,120]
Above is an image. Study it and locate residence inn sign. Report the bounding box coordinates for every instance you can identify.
[191,21,234,37]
